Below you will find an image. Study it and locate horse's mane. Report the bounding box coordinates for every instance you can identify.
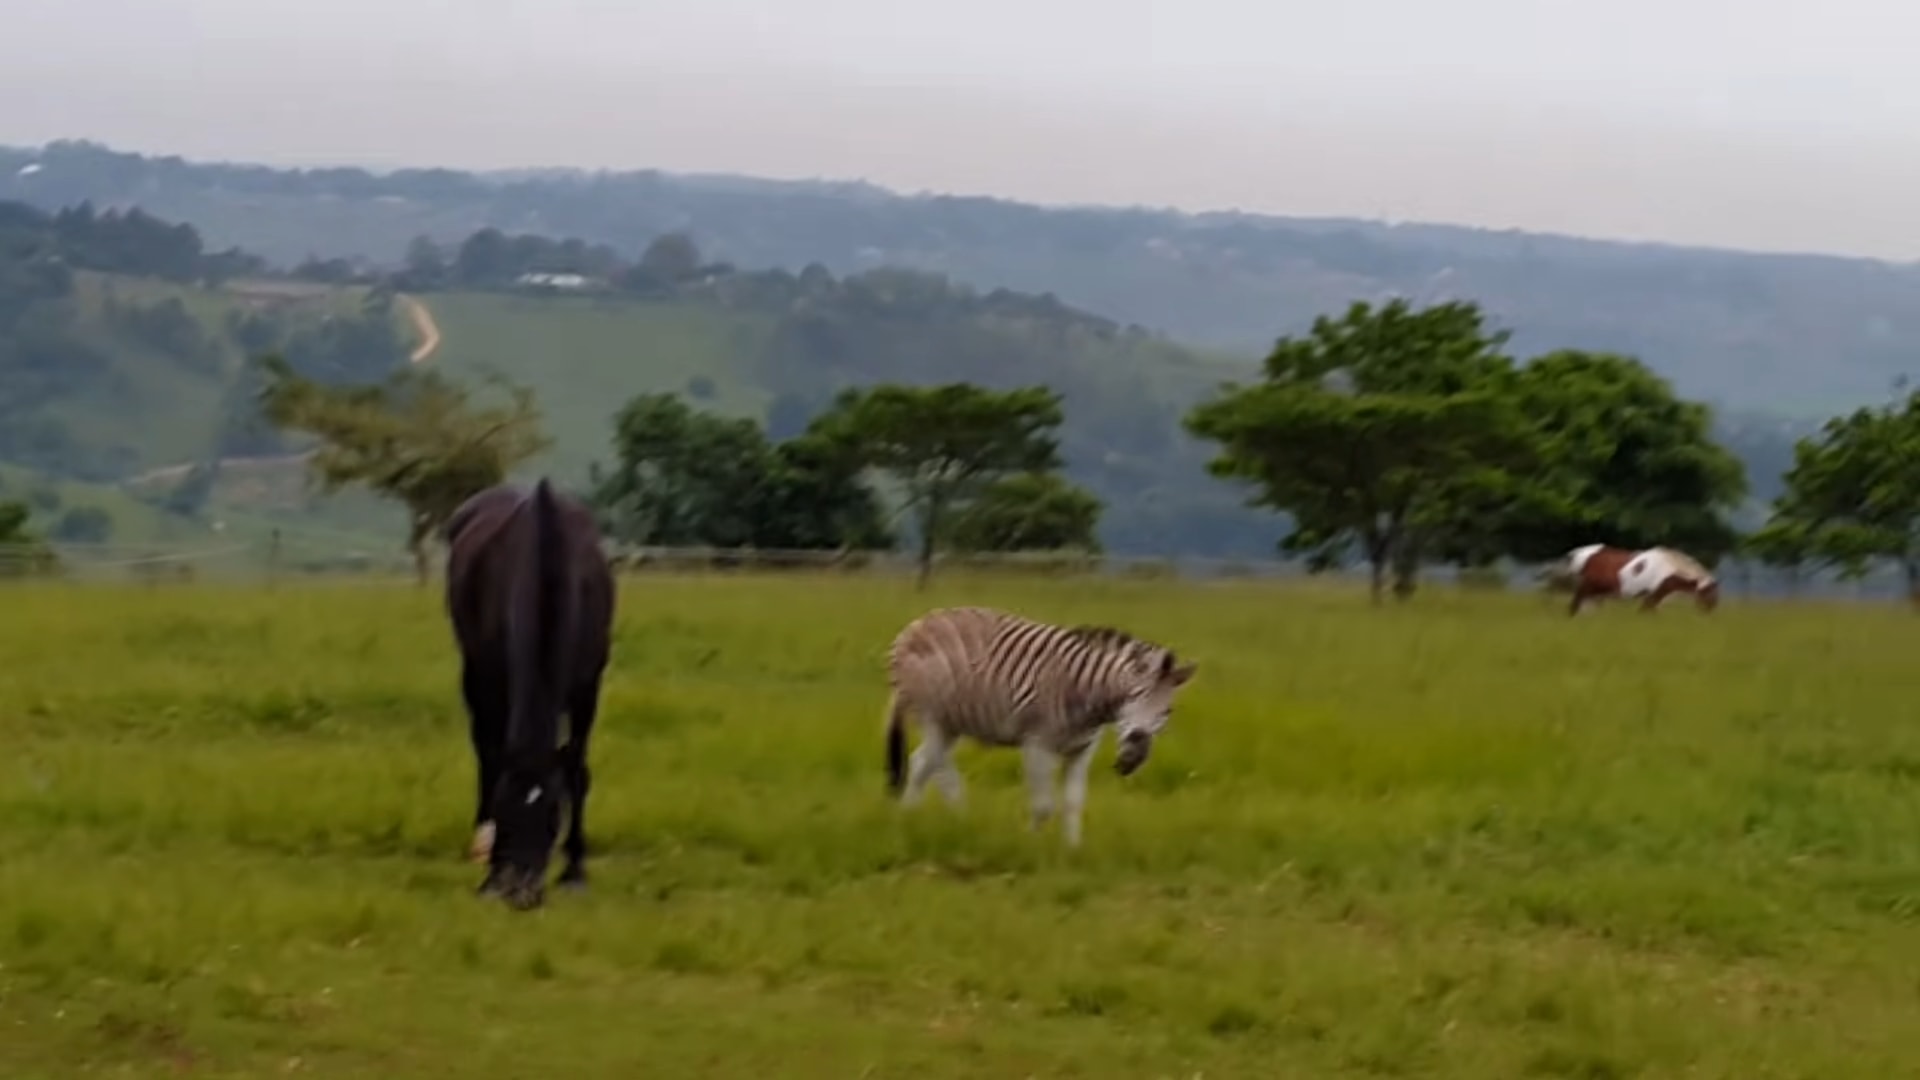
[1655,548,1714,584]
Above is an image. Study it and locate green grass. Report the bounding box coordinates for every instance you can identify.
[50,273,249,470]
[427,291,777,482]
[2,574,1919,1076]
[0,463,183,541]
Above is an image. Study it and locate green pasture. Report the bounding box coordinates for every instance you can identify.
[0,574,1916,1077]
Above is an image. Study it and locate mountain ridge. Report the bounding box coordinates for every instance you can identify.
[5,139,1911,419]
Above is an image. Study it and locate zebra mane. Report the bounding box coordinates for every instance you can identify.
[1064,624,1144,652]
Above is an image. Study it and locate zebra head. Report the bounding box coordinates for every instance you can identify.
[1111,646,1198,776]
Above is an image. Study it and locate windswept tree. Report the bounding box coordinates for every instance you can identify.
[1741,518,1816,594]
[1185,299,1533,601]
[808,383,1066,586]
[1760,385,1920,596]
[255,354,550,583]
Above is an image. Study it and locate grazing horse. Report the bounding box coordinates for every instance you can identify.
[443,479,614,910]
[1552,543,1720,616]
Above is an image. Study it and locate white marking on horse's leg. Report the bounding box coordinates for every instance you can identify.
[1060,740,1099,848]
[1022,740,1060,831]
[469,820,495,863]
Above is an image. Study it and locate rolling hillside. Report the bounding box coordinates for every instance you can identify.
[0,193,1826,559]
[5,140,1919,418]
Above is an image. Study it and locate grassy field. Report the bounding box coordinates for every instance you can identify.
[426,291,778,482]
[2,574,1919,1077]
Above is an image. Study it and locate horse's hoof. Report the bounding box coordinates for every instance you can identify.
[468,822,495,863]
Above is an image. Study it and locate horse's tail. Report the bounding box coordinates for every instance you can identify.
[883,688,908,795]
[507,479,576,754]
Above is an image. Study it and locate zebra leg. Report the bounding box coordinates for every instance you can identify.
[932,740,967,810]
[902,724,951,807]
[1060,739,1100,848]
[1022,740,1060,832]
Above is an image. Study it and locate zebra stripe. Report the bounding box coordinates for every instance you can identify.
[882,606,1198,846]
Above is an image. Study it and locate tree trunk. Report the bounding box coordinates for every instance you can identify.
[1390,534,1420,602]
[407,517,432,587]
[1906,557,1919,610]
[915,500,941,591]
[1365,533,1389,605]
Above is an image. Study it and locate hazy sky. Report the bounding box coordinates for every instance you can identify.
[5,0,1918,259]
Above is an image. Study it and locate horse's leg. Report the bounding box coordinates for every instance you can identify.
[462,658,507,868]
[1641,579,1677,612]
[557,675,602,889]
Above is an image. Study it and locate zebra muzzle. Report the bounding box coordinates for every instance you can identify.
[1115,731,1152,776]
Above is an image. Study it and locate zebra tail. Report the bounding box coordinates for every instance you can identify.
[884,689,907,795]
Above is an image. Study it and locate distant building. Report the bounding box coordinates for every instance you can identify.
[514,272,593,290]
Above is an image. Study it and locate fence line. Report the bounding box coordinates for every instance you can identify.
[0,537,1913,602]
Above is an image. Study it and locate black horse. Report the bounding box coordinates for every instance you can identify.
[443,479,615,910]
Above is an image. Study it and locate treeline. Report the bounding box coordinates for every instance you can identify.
[585,296,1768,599]
[232,290,1872,598]
[387,225,1141,334]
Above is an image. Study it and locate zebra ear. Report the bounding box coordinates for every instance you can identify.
[1165,660,1197,687]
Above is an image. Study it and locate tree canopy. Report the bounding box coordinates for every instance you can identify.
[587,392,891,554]
[0,500,56,578]
[942,471,1104,556]
[806,383,1067,585]
[1186,300,1535,600]
[1759,386,1920,591]
[255,354,550,582]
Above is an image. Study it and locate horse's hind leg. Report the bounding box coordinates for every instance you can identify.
[462,659,507,867]
[557,675,602,889]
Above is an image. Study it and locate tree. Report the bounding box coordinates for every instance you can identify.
[944,471,1103,555]
[1761,387,1920,596]
[1741,518,1815,594]
[807,383,1066,586]
[50,505,113,544]
[1184,299,1533,601]
[588,393,891,554]
[588,393,776,548]
[1449,350,1748,565]
[753,434,895,553]
[0,500,57,578]
[638,232,702,283]
[255,354,551,583]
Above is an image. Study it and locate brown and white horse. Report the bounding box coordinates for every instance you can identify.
[1546,543,1720,615]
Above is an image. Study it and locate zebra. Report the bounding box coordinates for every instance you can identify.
[881,606,1199,846]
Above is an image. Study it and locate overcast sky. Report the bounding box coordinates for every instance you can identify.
[4,0,1917,259]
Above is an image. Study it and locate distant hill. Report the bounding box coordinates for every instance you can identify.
[0,197,1282,556]
[0,170,1826,559]
[4,139,1917,418]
